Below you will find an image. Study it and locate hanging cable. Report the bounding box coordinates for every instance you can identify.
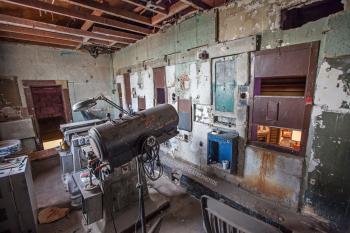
[140,136,163,181]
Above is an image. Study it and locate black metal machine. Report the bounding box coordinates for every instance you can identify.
[87,104,178,233]
[89,104,178,168]
[71,95,179,233]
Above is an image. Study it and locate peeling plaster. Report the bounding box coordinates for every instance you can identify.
[314,60,350,112]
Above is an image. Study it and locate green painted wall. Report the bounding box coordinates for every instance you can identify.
[114,11,216,70]
[114,4,350,230]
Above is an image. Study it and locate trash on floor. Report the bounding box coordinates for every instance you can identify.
[38,207,70,224]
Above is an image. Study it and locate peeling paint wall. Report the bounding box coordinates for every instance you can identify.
[304,11,350,231]
[218,0,347,41]
[113,0,350,229]
[114,12,216,71]
[0,42,114,121]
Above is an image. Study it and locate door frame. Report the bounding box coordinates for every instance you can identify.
[22,80,72,149]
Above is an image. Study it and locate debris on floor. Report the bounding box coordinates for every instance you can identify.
[38,207,70,224]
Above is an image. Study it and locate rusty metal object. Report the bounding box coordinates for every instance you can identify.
[89,104,178,168]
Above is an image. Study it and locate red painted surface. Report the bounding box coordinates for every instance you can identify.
[31,86,64,119]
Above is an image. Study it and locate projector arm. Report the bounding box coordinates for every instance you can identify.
[96,94,131,116]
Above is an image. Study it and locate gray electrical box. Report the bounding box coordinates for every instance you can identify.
[0,156,38,233]
[73,170,103,225]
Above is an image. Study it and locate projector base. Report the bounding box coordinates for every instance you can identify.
[83,193,169,233]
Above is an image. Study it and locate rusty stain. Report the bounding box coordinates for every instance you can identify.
[244,151,292,200]
[144,114,156,128]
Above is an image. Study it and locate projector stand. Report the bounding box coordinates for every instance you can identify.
[136,156,147,233]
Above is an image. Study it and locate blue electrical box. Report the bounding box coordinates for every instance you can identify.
[207,131,239,174]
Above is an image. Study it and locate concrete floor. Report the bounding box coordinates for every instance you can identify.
[31,156,204,233]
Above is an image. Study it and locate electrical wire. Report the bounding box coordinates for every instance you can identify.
[140,138,163,181]
[110,185,118,233]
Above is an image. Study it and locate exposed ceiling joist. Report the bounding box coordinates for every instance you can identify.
[179,0,210,10]
[0,31,80,48]
[92,26,143,41]
[81,10,103,31]
[64,0,153,26]
[121,0,168,16]
[152,1,190,25]
[0,14,133,46]
[0,0,152,35]
[0,24,84,43]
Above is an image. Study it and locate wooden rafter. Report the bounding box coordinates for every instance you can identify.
[152,1,190,25]
[179,0,210,10]
[0,0,152,35]
[64,0,153,26]
[92,26,143,41]
[0,24,84,43]
[0,14,134,46]
[0,31,80,48]
[81,10,103,31]
[121,0,168,16]
[0,23,128,49]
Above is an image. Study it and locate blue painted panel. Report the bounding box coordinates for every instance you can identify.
[215,60,235,112]
[207,132,239,174]
[218,142,233,162]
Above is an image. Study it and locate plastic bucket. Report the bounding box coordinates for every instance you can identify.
[222,160,230,170]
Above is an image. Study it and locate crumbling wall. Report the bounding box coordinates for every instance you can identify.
[304,12,350,231]
[113,0,350,229]
[0,42,114,121]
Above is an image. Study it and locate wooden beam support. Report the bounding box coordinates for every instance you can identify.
[64,0,153,26]
[0,14,134,45]
[179,0,210,10]
[0,24,84,43]
[152,1,190,25]
[0,0,152,35]
[81,10,103,31]
[92,26,143,41]
[0,31,79,47]
[121,0,168,16]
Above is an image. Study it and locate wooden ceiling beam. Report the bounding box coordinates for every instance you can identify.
[0,23,127,49]
[121,0,168,16]
[179,0,210,10]
[92,26,143,41]
[0,24,84,43]
[81,10,103,31]
[0,0,152,35]
[64,0,153,26]
[152,1,190,25]
[0,14,134,45]
[0,31,80,47]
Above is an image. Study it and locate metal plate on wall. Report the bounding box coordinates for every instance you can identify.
[214,60,235,113]
[178,98,192,132]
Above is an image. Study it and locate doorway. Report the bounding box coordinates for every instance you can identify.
[23,80,72,151]
[31,86,65,149]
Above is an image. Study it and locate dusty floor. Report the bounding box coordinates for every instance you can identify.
[31,156,204,233]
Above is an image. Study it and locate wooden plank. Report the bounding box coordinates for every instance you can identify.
[65,0,153,26]
[123,73,132,106]
[62,88,72,123]
[0,31,79,47]
[0,24,84,43]
[152,1,190,25]
[121,0,168,16]
[179,0,210,10]
[30,148,58,161]
[92,26,143,41]
[0,0,152,35]
[0,14,132,45]
[80,10,103,31]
